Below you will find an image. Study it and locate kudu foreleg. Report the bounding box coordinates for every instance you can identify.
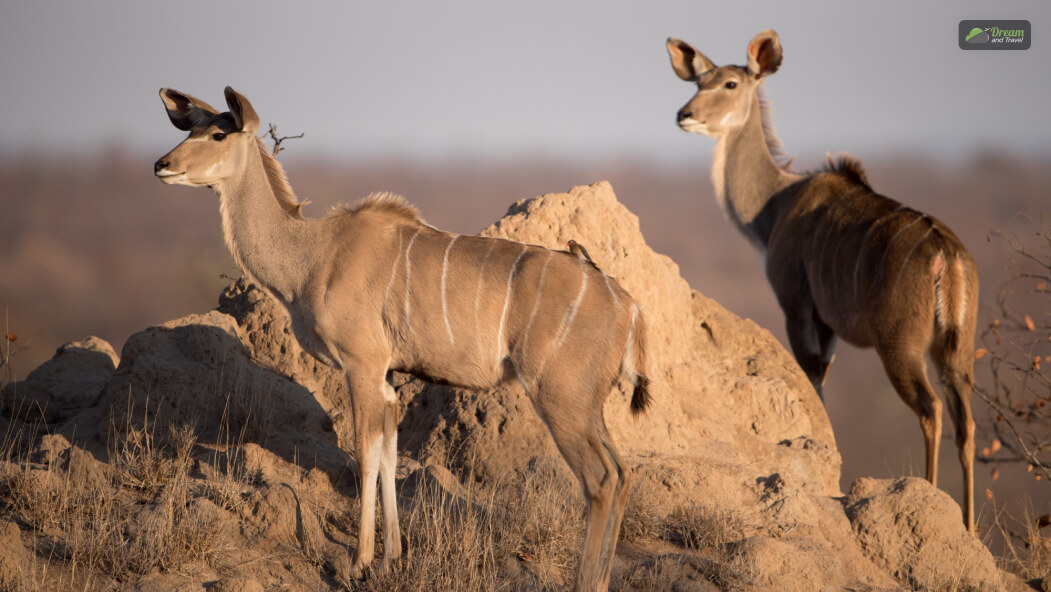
[784,310,837,401]
[380,381,403,565]
[345,365,401,579]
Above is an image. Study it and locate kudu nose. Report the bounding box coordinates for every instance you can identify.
[677,108,691,123]
[154,159,168,174]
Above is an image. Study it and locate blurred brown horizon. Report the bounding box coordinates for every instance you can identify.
[1,147,1048,535]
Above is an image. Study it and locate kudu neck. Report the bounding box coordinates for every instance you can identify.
[713,94,801,249]
[215,144,314,302]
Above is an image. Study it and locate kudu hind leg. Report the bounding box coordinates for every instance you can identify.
[539,403,628,592]
[597,420,631,587]
[935,355,976,532]
[878,348,943,485]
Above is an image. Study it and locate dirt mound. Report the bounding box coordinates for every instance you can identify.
[0,181,1018,591]
[846,477,1010,591]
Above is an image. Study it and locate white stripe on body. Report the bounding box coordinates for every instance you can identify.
[496,245,530,364]
[891,227,934,295]
[474,242,498,333]
[440,234,460,345]
[556,259,589,346]
[868,213,924,299]
[852,207,904,307]
[383,230,406,313]
[403,229,422,333]
[603,273,619,308]
[521,251,555,356]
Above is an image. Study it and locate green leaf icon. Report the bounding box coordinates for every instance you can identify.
[965,27,985,41]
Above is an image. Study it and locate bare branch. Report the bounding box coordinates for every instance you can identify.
[266,123,305,157]
[974,213,1051,484]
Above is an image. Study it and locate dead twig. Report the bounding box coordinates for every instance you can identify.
[266,123,304,157]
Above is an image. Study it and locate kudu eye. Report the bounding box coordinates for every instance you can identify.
[212,132,227,141]
[724,81,738,90]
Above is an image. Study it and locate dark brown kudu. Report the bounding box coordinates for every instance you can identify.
[667,30,979,531]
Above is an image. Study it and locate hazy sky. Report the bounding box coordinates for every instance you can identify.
[1,1,1048,163]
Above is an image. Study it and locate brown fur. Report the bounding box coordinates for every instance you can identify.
[822,153,871,188]
[669,31,979,533]
[156,85,649,591]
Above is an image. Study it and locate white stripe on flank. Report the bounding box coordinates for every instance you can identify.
[869,213,924,297]
[403,229,422,332]
[852,211,898,307]
[522,251,554,355]
[891,227,933,294]
[383,230,406,313]
[603,273,619,308]
[474,242,497,332]
[496,245,529,363]
[556,259,589,346]
[441,235,460,345]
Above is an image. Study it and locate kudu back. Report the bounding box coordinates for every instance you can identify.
[154,86,650,591]
[667,30,979,532]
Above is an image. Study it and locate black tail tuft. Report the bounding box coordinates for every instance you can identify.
[630,375,652,416]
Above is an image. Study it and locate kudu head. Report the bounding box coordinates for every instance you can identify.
[667,30,782,138]
[154,87,260,188]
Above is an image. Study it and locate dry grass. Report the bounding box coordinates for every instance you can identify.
[990,501,1051,582]
[356,462,584,592]
[0,412,224,590]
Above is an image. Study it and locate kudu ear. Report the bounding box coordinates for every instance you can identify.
[159,88,219,131]
[746,29,782,79]
[224,86,260,135]
[667,37,715,81]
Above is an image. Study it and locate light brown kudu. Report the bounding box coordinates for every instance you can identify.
[667,30,979,531]
[154,86,651,591]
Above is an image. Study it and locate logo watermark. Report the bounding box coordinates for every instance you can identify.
[959,20,1031,50]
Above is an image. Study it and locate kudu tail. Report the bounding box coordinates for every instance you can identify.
[932,250,975,357]
[624,304,652,415]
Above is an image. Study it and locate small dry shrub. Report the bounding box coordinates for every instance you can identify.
[664,503,747,551]
[620,476,664,542]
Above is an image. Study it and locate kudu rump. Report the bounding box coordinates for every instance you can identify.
[154,87,650,591]
[667,30,979,531]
